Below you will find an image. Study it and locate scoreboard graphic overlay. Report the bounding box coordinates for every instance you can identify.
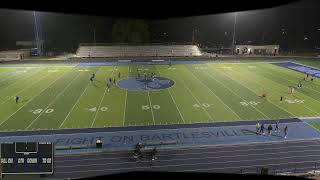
[0,142,53,175]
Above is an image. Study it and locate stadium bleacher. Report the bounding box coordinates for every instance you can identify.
[75,44,202,58]
[0,50,30,61]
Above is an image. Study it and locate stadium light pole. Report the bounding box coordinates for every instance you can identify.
[33,11,42,56]
[232,12,237,55]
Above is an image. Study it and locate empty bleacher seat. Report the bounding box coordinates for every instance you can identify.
[75,45,202,58]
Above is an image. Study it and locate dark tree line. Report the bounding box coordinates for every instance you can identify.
[112,19,150,44]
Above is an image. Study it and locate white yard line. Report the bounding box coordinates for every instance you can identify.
[59,67,101,129]
[185,65,242,120]
[202,65,270,119]
[59,82,90,128]
[0,68,42,94]
[250,65,320,116]
[123,91,128,126]
[155,66,185,123]
[263,66,320,100]
[26,73,82,130]
[122,66,129,126]
[1,71,51,105]
[0,70,70,127]
[166,89,186,123]
[91,68,114,128]
[178,75,214,121]
[147,91,156,125]
[216,66,296,118]
[0,70,20,84]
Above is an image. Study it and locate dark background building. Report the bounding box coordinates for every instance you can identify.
[0,0,319,53]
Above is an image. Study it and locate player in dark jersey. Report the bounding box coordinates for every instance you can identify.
[151,147,158,161]
[15,96,19,104]
[267,124,273,136]
[284,126,288,138]
[133,143,143,160]
[107,82,110,92]
[275,120,279,132]
[260,123,265,135]
[90,73,95,82]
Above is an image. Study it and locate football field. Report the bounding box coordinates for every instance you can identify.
[0,61,320,131]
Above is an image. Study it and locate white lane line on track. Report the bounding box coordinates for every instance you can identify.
[55,148,320,163]
[55,138,320,158]
[54,158,320,173]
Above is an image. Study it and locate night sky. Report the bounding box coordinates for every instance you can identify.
[0,0,319,52]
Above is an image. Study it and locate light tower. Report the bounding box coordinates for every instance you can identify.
[232,12,237,55]
[33,11,43,56]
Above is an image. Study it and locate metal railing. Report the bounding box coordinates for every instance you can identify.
[78,42,196,47]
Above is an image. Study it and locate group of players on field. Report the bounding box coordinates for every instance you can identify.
[256,120,289,138]
[260,73,315,102]
[89,71,121,92]
[14,69,316,116]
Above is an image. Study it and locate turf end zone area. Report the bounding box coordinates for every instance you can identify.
[0,61,320,132]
